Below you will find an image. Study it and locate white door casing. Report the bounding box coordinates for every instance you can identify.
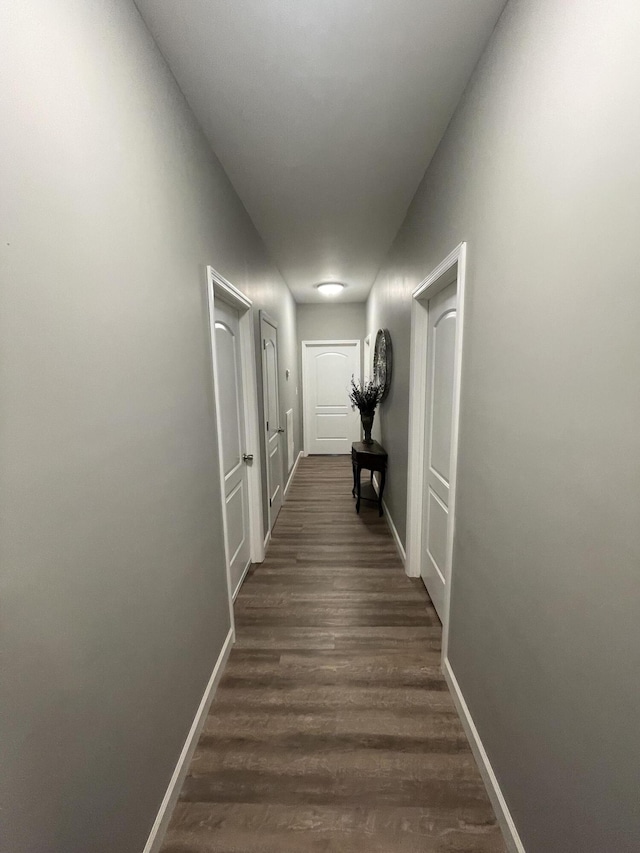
[214,300,252,597]
[302,340,361,455]
[206,266,265,618]
[405,243,467,661]
[260,312,284,529]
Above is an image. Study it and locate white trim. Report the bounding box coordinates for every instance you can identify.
[284,450,303,498]
[206,267,252,311]
[371,474,406,565]
[143,628,234,853]
[301,339,362,455]
[263,528,271,552]
[404,242,467,662]
[382,499,406,565]
[443,657,526,853]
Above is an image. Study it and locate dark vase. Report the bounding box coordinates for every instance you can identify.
[361,410,375,444]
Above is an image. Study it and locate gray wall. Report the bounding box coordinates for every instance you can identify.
[366,1,640,850]
[297,303,366,448]
[0,1,297,851]
[298,302,366,343]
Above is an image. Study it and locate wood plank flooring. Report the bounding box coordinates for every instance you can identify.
[160,456,506,853]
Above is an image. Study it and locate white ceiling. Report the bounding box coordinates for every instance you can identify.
[135,0,506,302]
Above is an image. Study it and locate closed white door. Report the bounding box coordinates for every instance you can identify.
[303,341,360,454]
[215,299,251,597]
[421,281,457,620]
[261,314,283,527]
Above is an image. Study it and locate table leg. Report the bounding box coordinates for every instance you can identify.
[378,467,386,517]
[352,458,357,497]
[356,464,361,513]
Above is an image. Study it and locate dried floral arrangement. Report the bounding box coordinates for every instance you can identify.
[348,378,383,413]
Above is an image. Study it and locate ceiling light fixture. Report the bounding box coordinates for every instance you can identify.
[316,281,345,297]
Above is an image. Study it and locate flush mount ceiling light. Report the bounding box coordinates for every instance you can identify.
[315,281,345,297]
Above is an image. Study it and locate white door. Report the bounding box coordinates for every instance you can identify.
[303,341,361,454]
[421,281,457,620]
[215,299,251,597]
[261,314,284,527]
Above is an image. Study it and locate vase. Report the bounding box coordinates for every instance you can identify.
[361,410,375,444]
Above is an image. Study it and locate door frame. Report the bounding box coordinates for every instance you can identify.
[206,266,265,615]
[301,339,361,455]
[404,242,467,660]
[259,310,282,536]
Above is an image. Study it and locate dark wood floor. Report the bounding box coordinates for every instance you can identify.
[160,456,506,853]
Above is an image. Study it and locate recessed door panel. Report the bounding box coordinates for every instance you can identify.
[215,320,242,479]
[426,488,448,584]
[316,413,349,440]
[225,480,247,566]
[315,352,350,405]
[265,341,279,432]
[430,311,456,484]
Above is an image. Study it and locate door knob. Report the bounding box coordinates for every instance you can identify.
[242,453,254,462]
[277,427,285,433]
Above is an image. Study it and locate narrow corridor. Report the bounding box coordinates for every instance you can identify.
[160,456,505,852]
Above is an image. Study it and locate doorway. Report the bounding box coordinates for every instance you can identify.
[206,266,264,606]
[302,340,361,454]
[405,243,467,655]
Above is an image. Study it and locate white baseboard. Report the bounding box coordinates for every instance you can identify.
[443,657,526,853]
[232,559,252,601]
[372,473,406,565]
[263,528,271,552]
[382,498,406,565]
[143,628,234,853]
[284,450,303,498]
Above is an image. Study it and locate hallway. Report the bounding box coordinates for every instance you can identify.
[160,456,505,852]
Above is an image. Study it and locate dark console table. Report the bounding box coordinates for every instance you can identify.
[351,440,387,516]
